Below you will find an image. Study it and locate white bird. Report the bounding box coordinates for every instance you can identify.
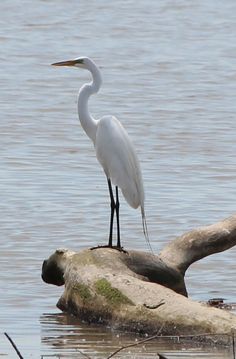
[52,57,151,250]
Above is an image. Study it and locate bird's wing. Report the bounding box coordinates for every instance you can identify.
[95,116,144,209]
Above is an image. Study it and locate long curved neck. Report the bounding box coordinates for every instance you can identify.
[78,61,102,144]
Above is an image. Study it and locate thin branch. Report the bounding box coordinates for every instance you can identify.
[4,332,24,359]
[159,214,236,274]
[233,333,235,359]
[76,347,93,359]
[106,330,234,359]
[106,323,165,359]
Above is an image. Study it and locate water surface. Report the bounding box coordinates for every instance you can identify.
[0,0,236,357]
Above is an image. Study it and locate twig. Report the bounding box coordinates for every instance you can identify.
[106,323,165,359]
[233,333,235,359]
[4,332,24,359]
[144,301,165,309]
[76,347,93,359]
[106,329,233,359]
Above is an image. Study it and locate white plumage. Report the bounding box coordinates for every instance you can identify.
[52,57,150,250]
[95,115,144,209]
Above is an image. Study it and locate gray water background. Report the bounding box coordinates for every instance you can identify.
[0,0,236,357]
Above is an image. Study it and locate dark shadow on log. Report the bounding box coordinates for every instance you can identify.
[122,251,187,296]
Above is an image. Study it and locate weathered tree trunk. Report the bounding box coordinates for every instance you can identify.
[42,214,236,339]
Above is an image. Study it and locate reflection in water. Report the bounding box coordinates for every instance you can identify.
[40,313,233,358]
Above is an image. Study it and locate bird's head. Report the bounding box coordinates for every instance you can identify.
[51,57,91,69]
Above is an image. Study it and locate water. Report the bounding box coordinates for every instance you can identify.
[0,0,236,357]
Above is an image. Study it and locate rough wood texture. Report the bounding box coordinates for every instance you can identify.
[159,214,236,274]
[42,215,236,337]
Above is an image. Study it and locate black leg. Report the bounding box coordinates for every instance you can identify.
[90,180,126,253]
[107,178,115,247]
[115,186,121,248]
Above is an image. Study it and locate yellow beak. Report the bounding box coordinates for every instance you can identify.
[51,59,78,67]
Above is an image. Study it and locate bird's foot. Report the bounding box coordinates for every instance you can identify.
[90,245,127,253]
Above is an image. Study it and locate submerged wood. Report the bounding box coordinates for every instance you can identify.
[42,214,236,338]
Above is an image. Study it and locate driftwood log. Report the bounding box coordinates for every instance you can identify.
[42,215,236,339]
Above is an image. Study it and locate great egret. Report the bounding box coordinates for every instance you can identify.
[52,57,151,250]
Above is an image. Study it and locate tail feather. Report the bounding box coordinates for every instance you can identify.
[141,206,153,254]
